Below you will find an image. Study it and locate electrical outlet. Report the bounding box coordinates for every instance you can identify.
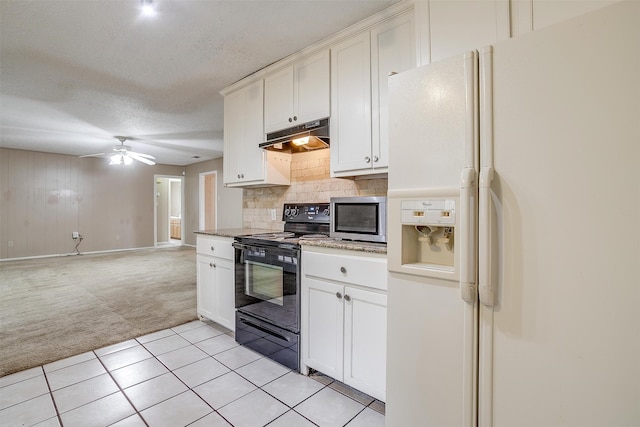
[72,232,79,239]
[271,209,277,220]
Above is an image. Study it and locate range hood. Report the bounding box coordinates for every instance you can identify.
[260,118,329,153]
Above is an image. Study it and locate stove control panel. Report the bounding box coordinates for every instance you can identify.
[283,203,330,223]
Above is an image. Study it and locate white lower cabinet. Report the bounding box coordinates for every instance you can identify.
[196,236,235,330]
[302,246,387,401]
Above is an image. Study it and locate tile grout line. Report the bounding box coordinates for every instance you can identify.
[93,348,150,427]
[41,366,64,427]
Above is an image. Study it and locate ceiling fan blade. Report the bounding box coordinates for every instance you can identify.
[78,152,106,158]
[127,150,155,159]
[128,152,156,165]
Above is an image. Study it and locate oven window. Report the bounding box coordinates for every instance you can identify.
[335,203,378,234]
[245,260,284,306]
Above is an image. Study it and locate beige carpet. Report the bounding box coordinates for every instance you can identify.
[0,246,198,377]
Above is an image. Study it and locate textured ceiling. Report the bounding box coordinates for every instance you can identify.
[0,0,397,166]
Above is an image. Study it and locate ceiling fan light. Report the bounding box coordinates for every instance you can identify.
[109,154,122,165]
[109,153,133,166]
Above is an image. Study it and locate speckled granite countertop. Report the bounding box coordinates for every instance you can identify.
[299,239,387,254]
[193,228,273,238]
[194,229,387,254]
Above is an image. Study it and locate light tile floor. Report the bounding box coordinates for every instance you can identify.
[0,320,385,427]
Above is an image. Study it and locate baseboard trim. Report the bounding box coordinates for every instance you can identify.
[0,245,194,262]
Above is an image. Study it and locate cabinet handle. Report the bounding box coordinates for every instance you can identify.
[210,246,214,251]
[344,295,351,302]
[373,155,379,163]
[241,173,245,179]
[340,266,347,274]
[336,292,343,299]
[209,262,216,268]
[293,116,297,121]
[237,174,241,179]
[289,117,293,122]
[364,156,371,163]
[389,71,398,76]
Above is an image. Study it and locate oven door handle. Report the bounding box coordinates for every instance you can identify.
[232,242,247,265]
[232,242,250,251]
[233,241,300,259]
[237,314,293,343]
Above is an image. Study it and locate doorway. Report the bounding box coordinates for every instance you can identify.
[199,171,217,230]
[155,175,184,247]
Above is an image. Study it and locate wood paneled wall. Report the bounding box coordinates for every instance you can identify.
[0,148,182,259]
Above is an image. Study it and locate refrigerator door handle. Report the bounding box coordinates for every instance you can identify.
[479,46,497,308]
[460,167,477,303]
[478,165,496,307]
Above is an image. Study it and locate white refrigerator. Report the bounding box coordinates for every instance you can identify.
[385,2,639,426]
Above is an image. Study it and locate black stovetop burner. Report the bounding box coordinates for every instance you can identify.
[236,203,330,248]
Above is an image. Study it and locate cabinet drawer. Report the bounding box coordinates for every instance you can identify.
[303,249,387,291]
[196,236,234,259]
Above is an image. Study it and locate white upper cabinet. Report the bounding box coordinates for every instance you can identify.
[415,0,510,65]
[511,0,620,37]
[330,31,372,176]
[331,10,415,178]
[415,0,620,65]
[264,67,294,133]
[264,50,330,133]
[371,12,415,171]
[223,80,291,187]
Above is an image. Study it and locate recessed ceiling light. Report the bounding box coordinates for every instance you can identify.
[140,0,156,17]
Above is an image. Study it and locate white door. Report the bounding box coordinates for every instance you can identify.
[343,286,387,402]
[196,255,216,320]
[386,50,478,427]
[330,31,372,175]
[239,80,266,184]
[264,66,294,133]
[370,11,415,171]
[295,50,330,125]
[303,277,344,380]
[480,3,640,425]
[214,257,235,330]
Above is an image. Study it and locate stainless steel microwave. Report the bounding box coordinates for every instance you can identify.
[330,196,387,243]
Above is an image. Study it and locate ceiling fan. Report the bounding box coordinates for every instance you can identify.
[79,136,156,165]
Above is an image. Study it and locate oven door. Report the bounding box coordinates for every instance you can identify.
[233,241,300,333]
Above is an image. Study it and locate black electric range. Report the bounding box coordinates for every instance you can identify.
[232,203,329,371]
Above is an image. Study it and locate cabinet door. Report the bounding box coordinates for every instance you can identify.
[371,12,416,171]
[303,277,344,380]
[213,257,235,330]
[196,255,216,321]
[295,50,330,125]
[418,0,510,65]
[240,80,266,183]
[330,31,372,175]
[511,0,618,37]
[264,66,295,133]
[223,80,265,186]
[223,89,243,184]
[343,286,388,402]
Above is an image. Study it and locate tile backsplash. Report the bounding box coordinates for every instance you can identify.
[243,150,387,230]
